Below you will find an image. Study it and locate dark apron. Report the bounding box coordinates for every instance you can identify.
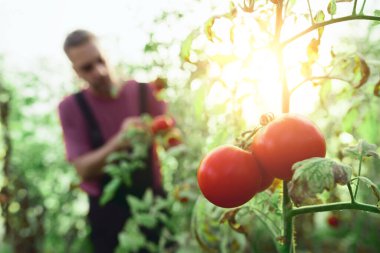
[74,84,162,253]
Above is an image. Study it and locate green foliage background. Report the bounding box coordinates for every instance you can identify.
[1,0,380,252]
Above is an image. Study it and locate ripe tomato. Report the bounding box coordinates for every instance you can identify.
[250,114,326,181]
[163,127,182,148]
[197,145,262,208]
[151,115,175,134]
[256,167,274,193]
[327,214,340,228]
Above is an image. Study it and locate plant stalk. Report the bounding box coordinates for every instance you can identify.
[281,15,380,47]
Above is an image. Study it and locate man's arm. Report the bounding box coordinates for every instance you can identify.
[72,133,120,180]
[72,117,144,181]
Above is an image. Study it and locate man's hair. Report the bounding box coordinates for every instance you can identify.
[63,29,97,54]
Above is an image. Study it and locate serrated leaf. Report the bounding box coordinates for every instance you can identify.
[328,0,337,15]
[99,178,122,206]
[288,157,352,206]
[354,176,380,202]
[343,139,379,158]
[374,80,380,97]
[314,11,325,39]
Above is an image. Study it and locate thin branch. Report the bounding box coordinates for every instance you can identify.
[289,76,349,95]
[283,182,293,253]
[353,0,359,15]
[281,15,380,47]
[359,0,367,15]
[347,183,356,203]
[354,154,363,199]
[289,201,380,218]
[306,0,314,25]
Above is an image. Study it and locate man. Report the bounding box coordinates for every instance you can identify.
[58,29,166,253]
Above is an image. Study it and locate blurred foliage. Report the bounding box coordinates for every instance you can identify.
[1,0,380,253]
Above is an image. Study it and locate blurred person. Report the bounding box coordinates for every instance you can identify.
[58,29,166,253]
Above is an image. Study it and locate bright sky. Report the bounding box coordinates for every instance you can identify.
[1,0,378,69]
[0,0,170,69]
[0,0,379,122]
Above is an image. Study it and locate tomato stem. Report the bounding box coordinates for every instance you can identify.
[353,0,359,15]
[282,181,293,253]
[274,1,293,252]
[354,154,363,199]
[281,15,380,48]
[289,201,380,217]
[347,183,356,204]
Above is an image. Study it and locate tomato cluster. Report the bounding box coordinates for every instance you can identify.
[151,115,182,149]
[197,114,326,208]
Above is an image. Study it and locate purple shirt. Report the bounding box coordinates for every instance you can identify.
[58,80,166,196]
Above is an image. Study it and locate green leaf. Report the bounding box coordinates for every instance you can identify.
[288,157,352,206]
[343,139,379,158]
[374,10,380,16]
[180,29,199,63]
[135,213,157,229]
[99,178,122,206]
[327,0,337,15]
[128,195,149,212]
[313,11,325,39]
[143,189,154,206]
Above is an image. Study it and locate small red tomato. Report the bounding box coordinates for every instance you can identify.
[327,214,340,228]
[151,115,175,134]
[163,127,182,148]
[168,136,182,147]
[197,145,262,208]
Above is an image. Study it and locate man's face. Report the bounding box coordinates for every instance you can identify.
[67,41,113,95]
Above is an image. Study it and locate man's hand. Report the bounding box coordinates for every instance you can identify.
[112,117,150,150]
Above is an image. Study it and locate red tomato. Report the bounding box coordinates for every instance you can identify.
[256,167,274,193]
[250,114,326,181]
[327,214,340,228]
[197,145,262,208]
[151,115,175,134]
[164,128,182,148]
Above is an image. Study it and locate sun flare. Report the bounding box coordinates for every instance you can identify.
[202,7,322,126]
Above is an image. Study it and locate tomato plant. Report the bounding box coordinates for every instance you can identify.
[197,145,262,208]
[250,114,326,181]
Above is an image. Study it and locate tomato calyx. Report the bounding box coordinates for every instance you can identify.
[235,112,275,150]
